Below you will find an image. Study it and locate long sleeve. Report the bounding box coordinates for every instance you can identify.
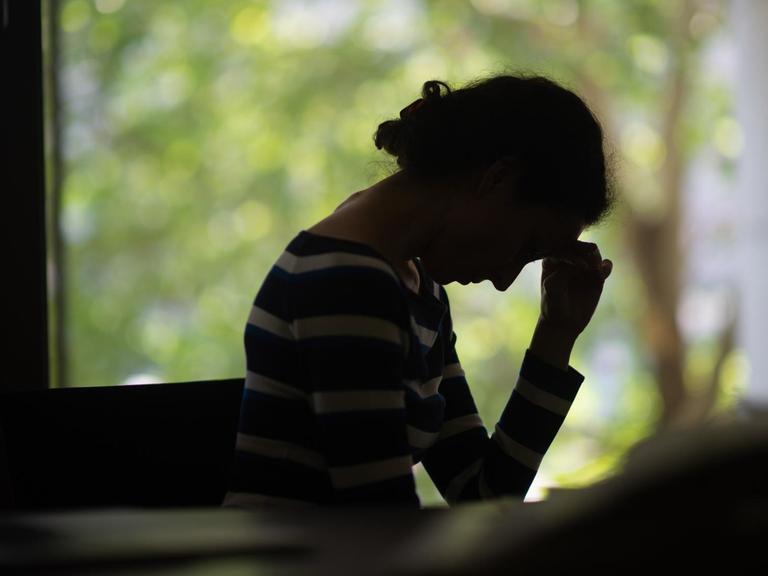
[293,261,420,508]
[420,328,585,504]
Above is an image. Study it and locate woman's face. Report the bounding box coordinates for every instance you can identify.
[420,183,586,291]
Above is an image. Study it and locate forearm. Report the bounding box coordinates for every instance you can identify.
[528,317,577,371]
[421,323,585,504]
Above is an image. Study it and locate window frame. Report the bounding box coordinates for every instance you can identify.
[1,0,49,392]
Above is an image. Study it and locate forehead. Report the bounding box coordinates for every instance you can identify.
[533,208,585,248]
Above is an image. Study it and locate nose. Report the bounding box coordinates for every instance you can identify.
[493,260,527,285]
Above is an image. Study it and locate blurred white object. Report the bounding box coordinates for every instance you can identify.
[732,0,768,411]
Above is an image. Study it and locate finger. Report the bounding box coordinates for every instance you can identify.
[572,242,602,270]
[541,256,561,277]
[585,243,602,268]
[549,241,601,269]
[545,254,581,267]
[542,256,563,268]
[582,260,611,286]
[548,255,593,272]
[542,264,570,294]
[575,266,605,289]
[601,259,613,280]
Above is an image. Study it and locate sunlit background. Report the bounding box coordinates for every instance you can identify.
[43,0,766,506]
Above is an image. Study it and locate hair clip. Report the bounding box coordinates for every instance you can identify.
[399,98,425,120]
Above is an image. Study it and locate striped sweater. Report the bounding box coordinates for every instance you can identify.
[222,229,585,509]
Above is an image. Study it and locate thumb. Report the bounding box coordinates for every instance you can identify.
[542,257,558,278]
[542,263,572,293]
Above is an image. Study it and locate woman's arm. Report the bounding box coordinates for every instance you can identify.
[528,317,577,371]
[420,242,610,503]
[419,327,584,503]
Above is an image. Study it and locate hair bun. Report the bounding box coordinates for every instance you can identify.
[422,79,451,100]
[373,80,452,168]
[373,118,406,158]
[399,98,425,120]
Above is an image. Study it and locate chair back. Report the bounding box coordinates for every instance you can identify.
[0,378,244,510]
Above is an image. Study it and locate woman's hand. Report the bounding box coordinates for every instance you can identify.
[538,241,612,340]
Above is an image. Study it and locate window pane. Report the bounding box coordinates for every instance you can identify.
[52,0,392,387]
[48,0,750,508]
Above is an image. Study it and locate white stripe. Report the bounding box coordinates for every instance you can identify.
[311,390,404,414]
[407,425,440,450]
[329,455,413,489]
[514,375,571,417]
[445,458,483,503]
[403,375,442,398]
[442,362,465,379]
[292,314,405,347]
[277,250,399,283]
[235,433,326,470]
[245,370,308,402]
[247,305,294,340]
[437,413,484,442]
[492,424,544,471]
[222,491,319,508]
[411,318,439,349]
[432,279,439,300]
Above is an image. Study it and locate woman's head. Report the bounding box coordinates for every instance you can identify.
[372,73,616,289]
[374,73,615,225]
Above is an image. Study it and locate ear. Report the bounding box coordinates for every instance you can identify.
[476,155,518,199]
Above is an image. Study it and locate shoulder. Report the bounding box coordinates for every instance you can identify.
[275,232,411,332]
[278,230,402,286]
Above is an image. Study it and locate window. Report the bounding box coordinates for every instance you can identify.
[2,0,49,393]
[29,0,755,508]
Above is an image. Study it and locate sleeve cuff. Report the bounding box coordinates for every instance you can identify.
[520,348,585,403]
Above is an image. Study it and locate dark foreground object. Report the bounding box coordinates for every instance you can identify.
[0,378,245,509]
[1,381,766,572]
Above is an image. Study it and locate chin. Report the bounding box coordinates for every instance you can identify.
[490,273,516,291]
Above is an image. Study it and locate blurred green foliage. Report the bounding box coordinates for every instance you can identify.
[50,0,735,506]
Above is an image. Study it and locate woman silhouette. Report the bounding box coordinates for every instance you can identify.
[223,74,615,509]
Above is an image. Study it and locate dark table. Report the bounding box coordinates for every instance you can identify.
[3,484,766,575]
[3,417,768,573]
[0,497,557,575]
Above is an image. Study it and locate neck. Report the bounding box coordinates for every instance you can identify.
[344,170,468,266]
